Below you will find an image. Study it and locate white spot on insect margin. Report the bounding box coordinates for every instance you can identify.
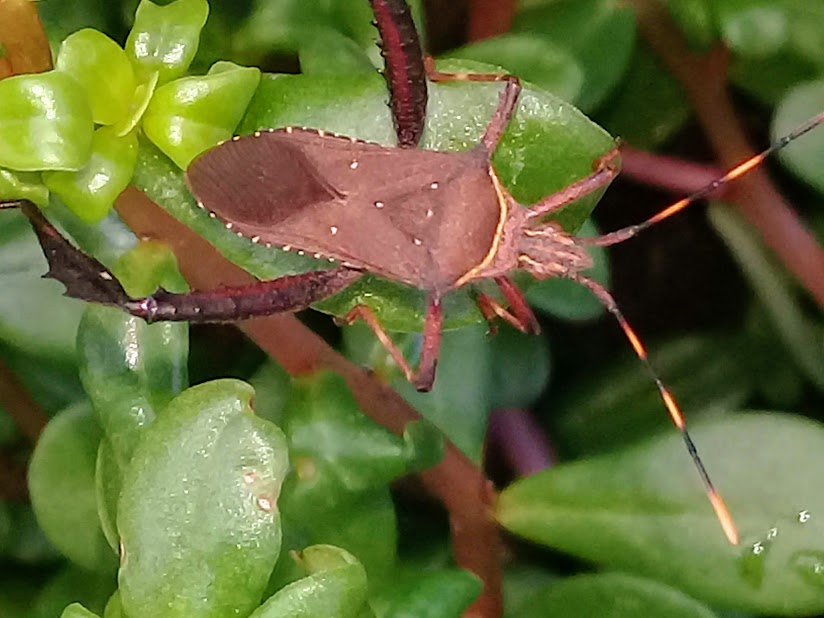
[232,135,240,141]
[426,209,433,218]
[254,131,261,137]
[430,182,439,189]
[413,238,422,246]
[268,128,275,133]
[251,236,260,243]
[100,271,112,280]
[350,161,359,169]
[330,226,338,235]
[375,201,384,209]
[286,126,293,134]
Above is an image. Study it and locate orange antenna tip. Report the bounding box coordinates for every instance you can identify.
[709,491,739,546]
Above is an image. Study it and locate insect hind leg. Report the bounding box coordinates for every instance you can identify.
[344,294,442,392]
[570,272,739,546]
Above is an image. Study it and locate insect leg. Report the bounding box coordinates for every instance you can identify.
[475,278,540,335]
[584,110,824,248]
[343,294,443,392]
[495,277,540,334]
[570,272,739,546]
[424,56,521,154]
[526,146,621,221]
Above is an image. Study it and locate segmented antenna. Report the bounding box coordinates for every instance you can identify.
[573,273,739,545]
[584,110,824,248]
[571,108,824,545]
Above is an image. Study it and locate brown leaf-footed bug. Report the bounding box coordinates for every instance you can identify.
[4,0,824,548]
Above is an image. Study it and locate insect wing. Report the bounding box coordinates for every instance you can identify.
[187,128,494,288]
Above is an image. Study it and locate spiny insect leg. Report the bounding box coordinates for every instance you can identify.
[525,146,621,221]
[584,109,824,249]
[495,277,540,334]
[475,278,540,335]
[343,294,443,392]
[571,272,739,546]
[423,56,522,154]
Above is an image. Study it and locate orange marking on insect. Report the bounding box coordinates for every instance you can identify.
[619,319,648,360]
[709,491,739,546]
[661,388,685,431]
[648,198,690,225]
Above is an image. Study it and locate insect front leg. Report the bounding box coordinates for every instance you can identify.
[343,294,443,392]
[475,277,540,335]
[525,145,621,222]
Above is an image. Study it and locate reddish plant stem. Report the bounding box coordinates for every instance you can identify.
[467,0,515,41]
[0,358,48,443]
[629,0,824,309]
[116,189,503,618]
[621,146,724,197]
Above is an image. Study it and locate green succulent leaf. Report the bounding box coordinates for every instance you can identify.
[28,402,115,572]
[77,304,189,466]
[513,0,637,112]
[142,61,261,169]
[118,379,289,618]
[43,126,138,224]
[0,168,48,208]
[111,239,190,298]
[0,209,84,360]
[716,0,788,59]
[60,604,102,618]
[443,34,584,104]
[55,29,137,126]
[515,573,718,618]
[771,79,824,194]
[372,569,481,618]
[249,545,369,618]
[497,412,824,615]
[298,27,375,76]
[0,71,94,171]
[125,0,210,84]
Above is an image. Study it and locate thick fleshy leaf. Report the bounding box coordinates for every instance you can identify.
[61,604,101,618]
[708,204,824,393]
[43,127,138,223]
[134,64,612,332]
[125,0,209,84]
[344,321,491,461]
[513,0,636,112]
[497,412,824,614]
[250,545,369,618]
[597,44,691,150]
[665,0,715,49]
[299,28,375,76]
[118,379,289,618]
[0,168,48,208]
[516,573,718,618]
[0,209,84,360]
[716,0,788,59]
[110,239,189,298]
[55,29,136,126]
[143,61,261,169]
[0,71,94,171]
[444,34,584,103]
[552,334,753,457]
[28,402,115,572]
[372,569,481,618]
[771,79,824,194]
[32,566,114,618]
[487,326,551,410]
[282,371,443,497]
[78,304,188,466]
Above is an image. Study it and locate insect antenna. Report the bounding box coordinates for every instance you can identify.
[571,273,739,546]
[583,110,824,248]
